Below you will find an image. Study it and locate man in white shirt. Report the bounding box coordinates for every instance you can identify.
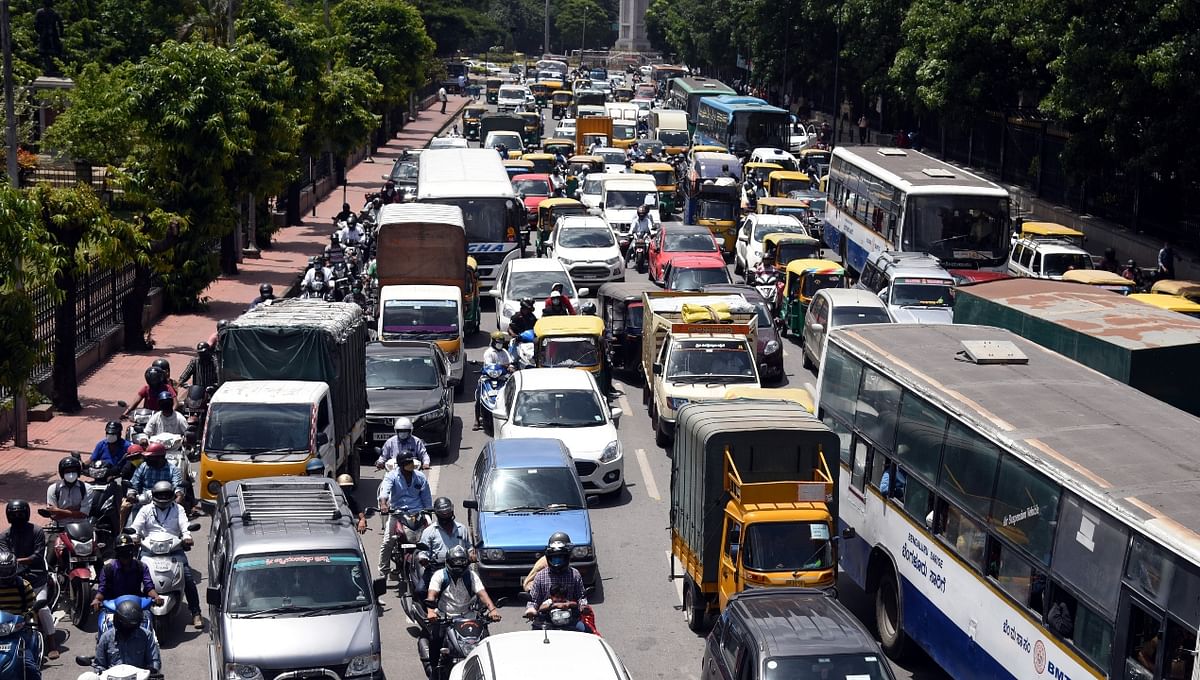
[143,393,188,437]
[131,481,202,629]
[338,217,365,247]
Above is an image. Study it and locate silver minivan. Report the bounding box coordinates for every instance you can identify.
[801,288,892,371]
[855,251,956,324]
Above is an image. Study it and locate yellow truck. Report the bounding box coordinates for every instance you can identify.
[640,292,760,446]
[669,398,842,632]
[575,116,614,155]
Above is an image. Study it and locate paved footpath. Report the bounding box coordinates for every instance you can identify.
[0,95,469,510]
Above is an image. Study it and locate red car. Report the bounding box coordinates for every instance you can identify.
[948,269,1011,286]
[648,223,725,284]
[662,255,733,291]
[512,173,556,227]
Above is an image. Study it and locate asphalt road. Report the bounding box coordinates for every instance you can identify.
[40,95,948,680]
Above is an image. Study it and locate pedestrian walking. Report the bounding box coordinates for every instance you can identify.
[438,86,447,114]
[1159,241,1177,280]
[858,115,868,144]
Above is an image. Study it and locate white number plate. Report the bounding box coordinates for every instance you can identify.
[153,558,172,570]
[374,432,391,441]
[0,643,11,653]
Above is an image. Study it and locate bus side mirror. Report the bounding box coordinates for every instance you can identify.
[841,527,856,540]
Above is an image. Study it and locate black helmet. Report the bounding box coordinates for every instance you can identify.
[105,420,122,436]
[519,297,535,311]
[547,531,571,546]
[115,598,142,632]
[433,496,454,522]
[151,358,171,376]
[151,480,175,509]
[217,319,230,332]
[5,500,30,526]
[581,302,596,316]
[144,366,166,388]
[196,341,211,354]
[0,550,16,583]
[115,534,139,559]
[59,455,83,477]
[545,539,571,572]
[259,283,274,297]
[446,545,469,577]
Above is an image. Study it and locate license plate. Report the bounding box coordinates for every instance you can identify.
[153,558,172,570]
[0,643,11,653]
[374,432,391,441]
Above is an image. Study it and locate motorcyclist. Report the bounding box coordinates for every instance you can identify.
[0,501,60,659]
[754,253,778,280]
[542,290,570,317]
[301,257,334,297]
[90,421,131,468]
[339,215,365,247]
[523,537,588,631]
[325,233,346,266]
[366,196,384,224]
[521,531,572,591]
[143,392,188,437]
[81,599,162,680]
[248,282,275,311]
[415,497,470,597]
[130,481,202,630]
[508,298,538,337]
[381,180,399,204]
[90,534,161,613]
[0,550,43,676]
[47,455,89,515]
[335,474,369,534]
[334,202,354,224]
[482,331,513,370]
[343,281,368,308]
[128,442,185,503]
[376,417,431,471]
[376,454,433,581]
[424,546,501,675]
[543,282,577,315]
[121,366,176,417]
[178,341,218,390]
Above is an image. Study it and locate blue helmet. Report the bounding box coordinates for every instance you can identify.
[519,329,536,343]
[305,458,326,476]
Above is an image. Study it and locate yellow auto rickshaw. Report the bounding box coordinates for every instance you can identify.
[1016,221,1085,247]
[552,90,574,119]
[767,170,814,197]
[535,198,587,256]
[1061,269,1134,295]
[1150,279,1200,303]
[533,316,606,374]
[464,256,481,333]
[632,161,678,218]
[522,152,557,175]
[567,154,604,175]
[690,144,728,157]
[777,258,846,336]
[744,162,782,186]
[761,233,822,271]
[485,77,502,105]
[722,387,814,413]
[543,138,576,157]
[463,104,488,141]
[1129,293,1200,319]
[529,82,551,107]
[503,159,535,179]
[614,86,634,102]
[518,113,542,148]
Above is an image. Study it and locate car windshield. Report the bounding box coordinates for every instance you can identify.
[509,271,574,299]
[831,306,892,327]
[203,403,310,456]
[366,355,439,390]
[582,178,605,195]
[559,228,615,248]
[389,160,418,182]
[763,655,890,680]
[499,87,524,99]
[488,133,522,148]
[481,467,584,512]
[891,279,955,307]
[698,200,737,221]
[512,389,604,427]
[598,151,626,165]
[669,267,731,290]
[513,178,551,196]
[753,221,805,241]
[539,339,601,368]
[753,302,773,328]
[607,190,654,209]
[743,521,832,571]
[1043,252,1095,277]
[666,340,755,380]
[658,130,689,146]
[380,299,458,339]
[613,124,636,140]
[227,551,372,616]
[664,232,718,252]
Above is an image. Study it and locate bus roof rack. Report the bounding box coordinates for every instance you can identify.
[234,479,346,524]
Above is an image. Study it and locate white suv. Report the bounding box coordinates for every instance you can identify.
[856,250,957,324]
[1007,237,1095,280]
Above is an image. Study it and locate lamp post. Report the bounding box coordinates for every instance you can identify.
[544,0,550,57]
[2,0,26,447]
[829,0,842,150]
[581,5,589,55]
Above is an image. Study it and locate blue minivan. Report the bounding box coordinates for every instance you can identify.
[464,438,597,587]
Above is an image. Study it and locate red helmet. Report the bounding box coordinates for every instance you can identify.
[144,442,167,458]
[126,444,144,457]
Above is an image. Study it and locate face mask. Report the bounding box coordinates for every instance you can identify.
[148,458,166,468]
[106,434,119,444]
[63,472,79,484]
[397,431,411,441]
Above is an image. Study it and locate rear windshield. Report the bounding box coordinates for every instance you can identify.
[831,306,891,327]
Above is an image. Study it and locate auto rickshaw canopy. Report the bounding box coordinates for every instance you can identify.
[762,233,821,267]
[567,155,605,174]
[631,162,677,188]
[756,197,811,214]
[1151,280,1200,302]
[534,315,605,338]
[1061,269,1133,292]
[768,170,813,196]
[783,258,846,300]
[1129,293,1200,317]
[1019,221,1085,242]
[542,138,576,155]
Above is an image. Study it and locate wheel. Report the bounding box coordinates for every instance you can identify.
[875,570,909,659]
[454,379,465,397]
[153,611,169,642]
[653,405,670,448]
[69,579,92,629]
[683,578,707,633]
[482,413,494,437]
[802,349,814,371]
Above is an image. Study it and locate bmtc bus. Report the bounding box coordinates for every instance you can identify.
[650,64,688,96]
[694,96,790,156]
[666,76,736,133]
[816,322,1200,680]
[823,146,1012,274]
[417,148,525,284]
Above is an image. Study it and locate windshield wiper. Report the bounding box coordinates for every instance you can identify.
[298,602,367,617]
[239,605,309,619]
[537,503,584,512]
[496,505,545,514]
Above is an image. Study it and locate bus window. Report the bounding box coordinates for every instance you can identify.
[851,438,871,493]
[854,368,901,451]
[894,392,948,482]
[985,537,1046,613]
[902,477,932,526]
[989,454,1060,565]
[1123,605,1161,680]
[1163,620,1195,680]
[939,421,1000,518]
[1052,493,1128,615]
[938,501,986,569]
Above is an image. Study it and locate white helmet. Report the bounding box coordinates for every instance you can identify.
[394,417,413,440]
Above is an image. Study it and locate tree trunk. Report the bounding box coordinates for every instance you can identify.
[51,268,82,413]
[122,262,153,351]
[220,231,239,275]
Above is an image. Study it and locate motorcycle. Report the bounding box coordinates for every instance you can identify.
[39,507,101,629]
[518,591,600,635]
[137,526,199,640]
[417,603,502,680]
[95,596,155,642]
[0,611,43,680]
[507,332,535,371]
[628,233,650,275]
[375,509,434,599]
[475,363,509,436]
[74,657,161,680]
[179,384,210,443]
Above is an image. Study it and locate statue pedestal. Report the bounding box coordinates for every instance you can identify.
[31,76,74,151]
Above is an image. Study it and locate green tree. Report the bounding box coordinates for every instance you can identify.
[41,62,134,165]
[0,186,55,406]
[554,0,607,52]
[335,0,435,109]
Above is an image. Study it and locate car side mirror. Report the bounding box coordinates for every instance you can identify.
[878,289,890,303]
[381,174,390,181]
[206,586,222,607]
[463,499,479,510]
[810,323,823,333]
[610,407,623,422]
[373,577,387,597]
[488,289,502,298]
[315,432,329,447]
[598,202,605,210]
[652,362,662,375]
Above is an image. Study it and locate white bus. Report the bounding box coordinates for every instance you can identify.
[416,148,526,283]
[816,322,1200,680]
[823,146,1012,275]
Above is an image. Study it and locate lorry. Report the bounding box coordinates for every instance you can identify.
[202,300,368,505]
[641,292,760,446]
[575,116,614,155]
[669,399,841,632]
[648,109,690,156]
[953,277,1200,416]
[375,203,472,392]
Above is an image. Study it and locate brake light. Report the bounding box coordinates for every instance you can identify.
[505,227,517,242]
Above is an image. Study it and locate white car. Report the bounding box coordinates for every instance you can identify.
[789,123,814,153]
[801,288,893,371]
[484,131,524,154]
[490,259,586,332]
[578,173,626,211]
[734,213,809,276]
[428,136,468,150]
[555,118,577,138]
[593,147,628,174]
[449,631,632,680]
[749,147,800,172]
[550,216,624,286]
[492,368,624,495]
[497,84,530,112]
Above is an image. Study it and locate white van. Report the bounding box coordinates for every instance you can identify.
[599,175,660,241]
[1007,237,1095,280]
[377,284,466,387]
[579,172,627,211]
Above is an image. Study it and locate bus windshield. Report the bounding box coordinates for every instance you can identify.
[434,198,513,243]
[904,195,1011,263]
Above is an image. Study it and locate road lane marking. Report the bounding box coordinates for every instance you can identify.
[635,448,661,500]
[426,463,441,495]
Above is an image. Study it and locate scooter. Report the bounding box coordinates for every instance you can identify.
[628,233,650,275]
[39,507,100,629]
[74,658,161,680]
[475,363,509,436]
[0,611,43,680]
[125,408,155,442]
[749,268,780,305]
[95,596,155,642]
[418,603,502,680]
[146,433,196,514]
[519,591,600,635]
[138,526,199,640]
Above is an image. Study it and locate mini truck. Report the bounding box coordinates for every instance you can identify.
[203,300,367,504]
[669,399,841,632]
[641,292,760,446]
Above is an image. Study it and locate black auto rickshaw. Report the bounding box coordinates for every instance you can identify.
[597,281,657,379]
[485,78,502,105]
[463,104,488,141]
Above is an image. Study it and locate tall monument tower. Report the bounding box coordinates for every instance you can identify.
[615,0,651,51]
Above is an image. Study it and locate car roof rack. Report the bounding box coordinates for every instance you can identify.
[234,479,346,524]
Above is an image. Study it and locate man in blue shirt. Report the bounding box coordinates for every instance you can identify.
[376,455,432,580]
[83,600,161,680]
[128,443,185,502]
[90,421,130,468]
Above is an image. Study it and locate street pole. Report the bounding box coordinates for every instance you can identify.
[581,7,588,56]
[2,0,26,447]
[544,0,550,57]
[830,1,841,150]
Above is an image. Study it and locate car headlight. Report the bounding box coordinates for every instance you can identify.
[667,397,689,410]
[764,340,780,355]
[414,406,447,425]
[0,620,23,635]
[481,548,505,562]
[226,665,264,680]
[600,440,621,463]
[604,257,621,266]
[571,544,594,559]
[445,350,460,365]
[345,654,381,677]
[559,257,575,265]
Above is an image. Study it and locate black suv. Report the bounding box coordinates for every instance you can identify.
[701,588,896,680]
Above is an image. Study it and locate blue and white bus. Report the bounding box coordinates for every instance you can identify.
[693,95,790,156]
[417,148,525,283]
[823,146,1011,274]
[817,322,1200,680]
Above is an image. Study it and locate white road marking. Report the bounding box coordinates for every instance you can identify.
[635,448,661,501]
[782,348,789,357]
[426,463,441,494]
[617,393,632,413]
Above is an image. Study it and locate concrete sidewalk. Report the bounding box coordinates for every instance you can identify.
[0,95,470,511]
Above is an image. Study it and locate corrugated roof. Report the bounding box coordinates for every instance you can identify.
[831,324,1200,567]
[377,203,464,228]
[231,299,364,342]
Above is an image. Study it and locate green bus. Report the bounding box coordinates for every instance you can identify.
[666,76,736,134]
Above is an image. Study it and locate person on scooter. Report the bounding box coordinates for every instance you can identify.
[521,531,572,591]
[179,341,218,390]
[523,537,588,632]
[128,443,185,505]
[424,546,501,675]
[335,474,369,534]
[248,283,275,311]
[415,497,470,597]
[0,501,60,660]
[130,481,202,630]
[543,282,576,315]
[91,535,161,614]
[376,417,430,471]
[90,421,131,468]
[47,455,89,515]
[82,599,161,680]
[304,458,326,477]
[542,291,570,317]
[377,455,432,582]
[121,366,176,418]
[482,331,513,370]
[508,298,538,337]
[0,550,43,676]
[143,392,188,438]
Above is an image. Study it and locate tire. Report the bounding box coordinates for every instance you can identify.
[683,578,707,633]
[482,413,494,437]
[153,611,169,642]
[454,379,465,397]
[733,258,743,276]
[803,349,814,371]
[653,405,670,448]
[875,570,909,659]
[70,579,92,629]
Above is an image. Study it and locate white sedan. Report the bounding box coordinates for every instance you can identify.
[491,368,624,495]
[549,216,624,286]
[554,118,577,138]
[490,259,586,332]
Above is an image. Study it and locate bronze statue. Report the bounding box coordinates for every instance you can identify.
[34,0,64,74]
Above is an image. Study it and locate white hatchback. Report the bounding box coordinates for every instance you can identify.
[491,368,624,495]
[550,216,624,286]
[801,288,893,371]
[490,259,586,332]
[449,631,632,680]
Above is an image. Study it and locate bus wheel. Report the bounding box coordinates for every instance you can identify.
[683,577,707,633]
[874,570,909,660]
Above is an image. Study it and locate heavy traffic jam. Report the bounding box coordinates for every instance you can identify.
[7,55,1200,680]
